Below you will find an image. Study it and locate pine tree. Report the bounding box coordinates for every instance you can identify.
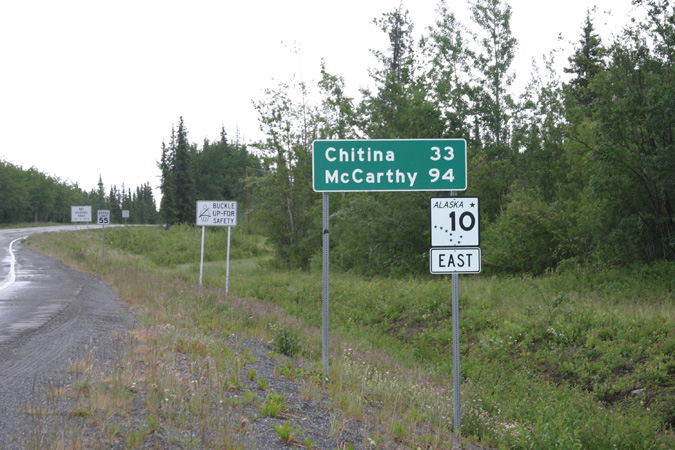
[158,130,177,224]
[91,175,106,214]
[564,9,605,109]
[194,128,251,204]
[173,117,196,224]
[109,185,122,222]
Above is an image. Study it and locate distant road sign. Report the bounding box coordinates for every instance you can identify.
[97,210,110,225]
[71,206,92,223]
[430,248,481,274]
[312,139,467,192]
[196,201,237,226]
[122,210,129,218]
[430,197,480,247]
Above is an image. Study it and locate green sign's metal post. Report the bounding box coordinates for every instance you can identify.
[312,138,471,434]
[322,192,330,376]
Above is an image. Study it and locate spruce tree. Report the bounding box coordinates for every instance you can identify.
[158,136,177,225]
[172,117,196,224]
[564,9,605,109]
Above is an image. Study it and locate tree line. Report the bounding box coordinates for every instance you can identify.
[162,0,673,276]
[158,118,261,226]
[248,0,674,275]
[0,160,158,225]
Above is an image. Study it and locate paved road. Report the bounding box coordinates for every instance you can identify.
[0,226,134,448]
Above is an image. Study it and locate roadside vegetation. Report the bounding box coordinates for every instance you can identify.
[27,225,674,449]
[5,1,675,448]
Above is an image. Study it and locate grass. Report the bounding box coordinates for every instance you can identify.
[270,420,307,444]
[25,225,675,449]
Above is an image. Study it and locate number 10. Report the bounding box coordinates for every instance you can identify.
[449,211,475,231]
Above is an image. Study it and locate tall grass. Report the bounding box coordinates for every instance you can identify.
[103,224,267,266]
[231,266,674,448]
[27,225,675,449]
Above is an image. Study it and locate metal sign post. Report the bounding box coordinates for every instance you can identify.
[226,226,232,295]
[195,201,237,290]
[312,139,469,381]
[322,192,330,376]
[452,270,460,433]
[200,225,206,285]
[429,195,481,434]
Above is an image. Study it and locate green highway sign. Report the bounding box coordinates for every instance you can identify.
[312,139,467,192]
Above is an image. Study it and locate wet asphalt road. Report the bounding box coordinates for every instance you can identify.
[0,226,133,448]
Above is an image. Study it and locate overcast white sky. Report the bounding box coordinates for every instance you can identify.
[0,0,640,200]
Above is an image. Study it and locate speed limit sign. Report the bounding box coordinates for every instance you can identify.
[430,197,479,247]
[97,210,110,225]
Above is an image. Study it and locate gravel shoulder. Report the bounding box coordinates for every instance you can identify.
[0,243,134,449]
[0,242,399,449]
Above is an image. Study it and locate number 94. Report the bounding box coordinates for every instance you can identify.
[429,168,455,183]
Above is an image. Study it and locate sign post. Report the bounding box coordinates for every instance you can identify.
[312,139,467,378]
[429,195,480,434]
[322,192,330,375]
[196,201,237,291]
[452,268,460,434]
[122,210,129,225]
[97,209,110,262]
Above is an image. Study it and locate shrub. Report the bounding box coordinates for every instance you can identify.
[483,190,568,274]
[271,324,301,357]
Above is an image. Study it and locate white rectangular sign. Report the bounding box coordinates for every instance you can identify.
[122,210,130,218]
[97,210,110,225]
[71,206,92,223]
[430,197,480,247]
[196,201,237,226]
[430,247,481,274]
